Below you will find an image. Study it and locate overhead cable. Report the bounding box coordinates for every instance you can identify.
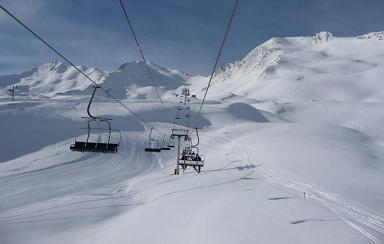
[197,0,240,114]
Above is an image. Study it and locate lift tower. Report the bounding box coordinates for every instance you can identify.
[8,85,16,101]
[171,128,189,175]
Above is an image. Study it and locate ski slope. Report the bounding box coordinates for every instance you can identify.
[1,32,384,244]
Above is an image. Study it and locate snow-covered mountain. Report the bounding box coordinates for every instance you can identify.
[0,60,191,99]
[8,61,105,97]
[196,31,384,102]
[1,32,384,244]
[102,61,191,99]
[3,31,384,102]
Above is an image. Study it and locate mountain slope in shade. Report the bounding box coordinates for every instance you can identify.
[102,61,191,99]
[0,68,37,87]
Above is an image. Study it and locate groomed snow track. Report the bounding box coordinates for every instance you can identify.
[226,146,384,244]
[0,132,162,223]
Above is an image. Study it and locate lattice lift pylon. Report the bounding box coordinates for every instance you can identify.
[171,128,189,175]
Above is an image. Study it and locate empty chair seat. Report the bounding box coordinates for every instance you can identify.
[70,141,119,153]
[85,142,97,151]
[70,142,86,151]
[145,148,161,152]
[106,143,119,152]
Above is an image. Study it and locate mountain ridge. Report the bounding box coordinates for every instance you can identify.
[1,31,384,101]
[200,31,384,102]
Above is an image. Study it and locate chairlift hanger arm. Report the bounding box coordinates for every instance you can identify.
[87,86,99,119]
[86,86,113,121]
[191,128,200,147]
[148,127,155,140]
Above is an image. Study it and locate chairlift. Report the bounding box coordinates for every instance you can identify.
[144,128,162,152]
[167,139,175,148]
[160,136,171,151]
[182,88,190,97]
[179,128,204,173]
[171,128,189,138]
[70,85,121,153]
[167,131,177,146]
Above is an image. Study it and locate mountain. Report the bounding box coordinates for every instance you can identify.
[0,60,191,99]
[11,61,105,97]
[102,61,191,99]
[2,31,384,102]
[0,68,37,87]
[197,31,384,102]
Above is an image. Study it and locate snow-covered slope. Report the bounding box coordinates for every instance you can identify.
[2,31,384,102]
[12,61,105,97]
[0,60,191,99]
[195,31,384,103]
[1,32,384,244]
[0,68,37,87]
[102,61,191,99]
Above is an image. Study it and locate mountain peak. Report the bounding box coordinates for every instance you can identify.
[117,60,191,78]
[312,31,333,43]
[357,31,384,40]
[117,61,145,72]
[39,60,69,72]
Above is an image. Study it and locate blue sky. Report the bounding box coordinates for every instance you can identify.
[0,0,384,75]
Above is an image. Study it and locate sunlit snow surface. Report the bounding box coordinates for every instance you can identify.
[1,32,384,244]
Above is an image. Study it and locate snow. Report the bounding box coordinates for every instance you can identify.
[15,61,105,97]
[0,60,190,99]
[197,31,384,103]
[1,32,384,244]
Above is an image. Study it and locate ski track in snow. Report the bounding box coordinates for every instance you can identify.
[226,145,384,244]
[0,132,159,224]
[0,115,383,243]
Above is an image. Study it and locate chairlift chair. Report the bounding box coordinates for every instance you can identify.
[167,137,175,148]
[171,128,189,137]
[70,85,121,153]
[144,128,162,152]
[160,135,172,150]
[179,128,204,173]
[182,88,190,97]
[179,146,204,173]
